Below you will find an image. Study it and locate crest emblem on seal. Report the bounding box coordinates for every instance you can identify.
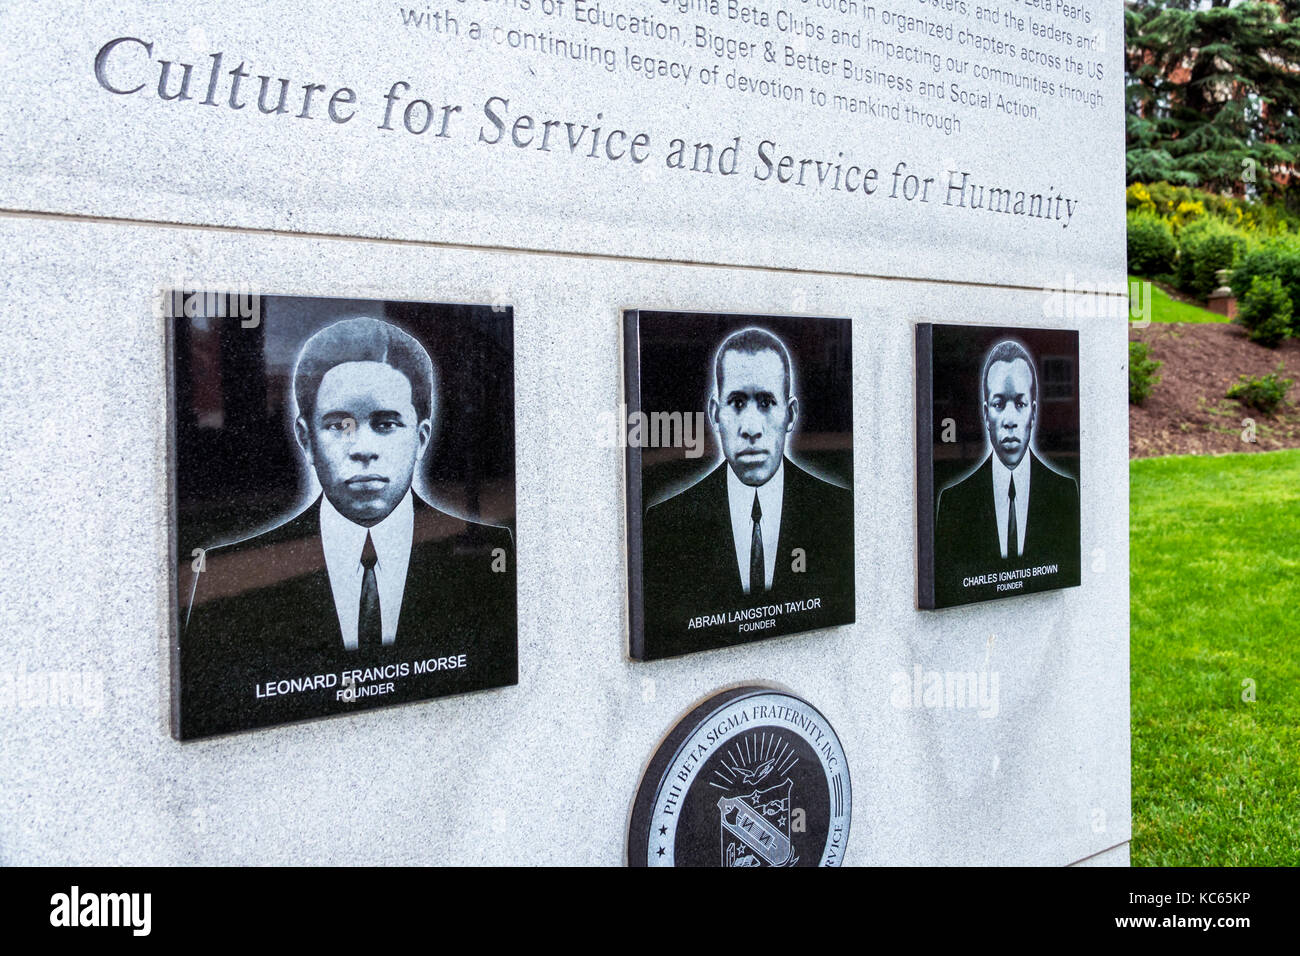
[628,686,851,867]
[716,736,798,866]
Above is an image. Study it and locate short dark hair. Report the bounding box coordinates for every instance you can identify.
[980,339,1036,403]
[293,318,435,421]
[714,327,794,398]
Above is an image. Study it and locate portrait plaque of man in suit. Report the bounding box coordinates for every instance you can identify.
[624,311,855,661]
[170,294,516,739]
[916,325,1081,609]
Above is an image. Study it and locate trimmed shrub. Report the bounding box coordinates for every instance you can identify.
[1134,180,1300,234]
[1129,341,1163,405]
[1227,366,1293,414]
[1174,217,1249,299]
[1237,276,1293,347]
[1145,181,1208,229]
[1127,212,1178,277]
[1230,241,1300,323]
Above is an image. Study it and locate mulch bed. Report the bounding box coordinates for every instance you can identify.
[1129,322,1300,458]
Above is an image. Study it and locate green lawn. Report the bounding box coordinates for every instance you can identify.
[1130,275,1230,324]
[1131,449,1300,865]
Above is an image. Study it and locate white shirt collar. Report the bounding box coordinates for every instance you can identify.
[990,452,1031,559]
[319,491,415,649]
[726,458,784,594]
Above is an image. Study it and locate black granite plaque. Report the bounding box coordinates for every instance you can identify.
[168,292,517,739]
[628,686,851,867]
[624,311,855,661]
[916,323,1081,609]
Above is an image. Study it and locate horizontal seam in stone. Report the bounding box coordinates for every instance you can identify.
[0,206,1130,298]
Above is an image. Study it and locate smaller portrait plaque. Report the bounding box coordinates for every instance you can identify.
[628,685,852,867]
[916,323,1081,609]
[168,291,517,739]
[624,310,855,661]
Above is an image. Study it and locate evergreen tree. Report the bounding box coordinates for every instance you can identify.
[1126,1,1300,202]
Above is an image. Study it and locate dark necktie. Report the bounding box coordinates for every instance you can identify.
[1007,475,1018,559]
[358,532,381,649]
[750,491,765,594]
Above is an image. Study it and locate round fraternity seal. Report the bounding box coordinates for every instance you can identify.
[628,686,851,867]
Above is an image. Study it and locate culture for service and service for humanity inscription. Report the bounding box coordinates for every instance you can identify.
[16,0,1118,285]
[168,292,518,739]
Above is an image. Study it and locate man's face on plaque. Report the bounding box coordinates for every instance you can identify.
[297,361,433,526]
[983,357,1036,470]
[709,347,797,487]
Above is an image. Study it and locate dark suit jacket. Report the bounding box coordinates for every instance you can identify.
[178,494,516,738]
[638,458,854,659]
[933,451,1080,607]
